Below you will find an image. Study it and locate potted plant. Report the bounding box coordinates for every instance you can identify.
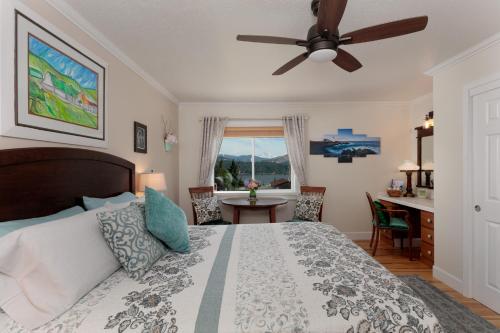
[164,133,177,152]
[162,116,178,152]
[247,179,260,202]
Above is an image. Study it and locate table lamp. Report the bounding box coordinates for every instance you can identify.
[398,160,420,197]
[422,161,434,188]
[138,171,166,196]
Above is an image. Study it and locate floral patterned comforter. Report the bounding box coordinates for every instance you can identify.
[1,223,442,333]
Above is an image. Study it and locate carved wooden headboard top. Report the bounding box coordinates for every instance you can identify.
[0,147,135,222]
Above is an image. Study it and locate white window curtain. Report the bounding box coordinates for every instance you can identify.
[283,115,308,185]
[198,116,228,186]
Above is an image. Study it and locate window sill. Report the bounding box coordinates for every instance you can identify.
[214,190,298,200]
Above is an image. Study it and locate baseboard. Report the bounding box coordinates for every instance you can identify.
[344,232,372,240]
[433,265,463,293]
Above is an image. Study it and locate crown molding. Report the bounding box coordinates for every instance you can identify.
[410,92,433,104]
[425,31,500,77]
[43,0,179,104]
[179,100,411,107]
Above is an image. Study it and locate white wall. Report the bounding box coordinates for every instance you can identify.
[0,0,179,201]
[431,37,500,286]
[179,102,412,237]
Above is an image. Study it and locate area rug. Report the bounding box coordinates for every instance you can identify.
[399,275,499,332]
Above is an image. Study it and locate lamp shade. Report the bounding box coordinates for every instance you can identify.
[398,160,420,171]
[138,172,166,191]
[422,161,434,171]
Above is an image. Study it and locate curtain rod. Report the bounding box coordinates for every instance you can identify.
[197,116,309,122]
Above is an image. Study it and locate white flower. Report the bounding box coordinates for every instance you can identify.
[164,133,177,144]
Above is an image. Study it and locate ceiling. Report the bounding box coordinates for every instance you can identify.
[57,0,500,103]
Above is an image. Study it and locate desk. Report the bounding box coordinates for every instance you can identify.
[221,197,288,224]
[377,195,433,212]
[377,194,435,266]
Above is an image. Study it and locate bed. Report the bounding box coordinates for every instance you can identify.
[0,148,442,333]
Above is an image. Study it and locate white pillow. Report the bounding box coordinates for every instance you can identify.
[0,207,120,329]
[103,196,144,211]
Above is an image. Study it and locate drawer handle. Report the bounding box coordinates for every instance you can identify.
[427,250,432,256]
[427,218,433,224]
[427,234,432,240]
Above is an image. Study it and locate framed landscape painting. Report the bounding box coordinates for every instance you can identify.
[26,34,99,130]
[0,5,107,147]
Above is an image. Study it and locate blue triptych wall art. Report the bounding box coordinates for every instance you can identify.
[310,129,381,163]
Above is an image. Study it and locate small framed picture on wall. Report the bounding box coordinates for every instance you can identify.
[134,121,147,153]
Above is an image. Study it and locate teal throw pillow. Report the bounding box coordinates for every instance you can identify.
[145,187,190,253]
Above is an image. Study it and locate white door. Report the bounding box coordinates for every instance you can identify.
[472,86,500,312]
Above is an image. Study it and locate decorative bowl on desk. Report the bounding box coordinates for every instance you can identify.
[386,189,403,197]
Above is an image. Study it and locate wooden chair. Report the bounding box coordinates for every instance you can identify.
[188,186,230,225]
[366,192,414,260]
[289,186,327,222]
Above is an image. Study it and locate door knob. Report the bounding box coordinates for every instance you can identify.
[474,205,481,212]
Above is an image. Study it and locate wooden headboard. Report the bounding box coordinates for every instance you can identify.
[0,147,135,222]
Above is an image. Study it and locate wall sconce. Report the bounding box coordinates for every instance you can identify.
[398,160,420,197]
[423,111,434,129]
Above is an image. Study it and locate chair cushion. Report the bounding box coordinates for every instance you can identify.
[145,187,190,253]
[287,217,314,222]
[389,217,409,230]
[293,194,323,222]
[97,203,166,280]
[199,219,232,226]
[192,196,222,224]
[373,201,390,226]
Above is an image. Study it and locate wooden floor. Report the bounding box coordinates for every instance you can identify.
[354,239,500,329]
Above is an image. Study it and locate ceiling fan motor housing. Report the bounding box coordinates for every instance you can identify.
[307,25,339,55]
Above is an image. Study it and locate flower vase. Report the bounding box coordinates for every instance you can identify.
[164,140,174,152]
[249,189,257,202]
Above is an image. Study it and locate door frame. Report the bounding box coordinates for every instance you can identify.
[462,72,500,298]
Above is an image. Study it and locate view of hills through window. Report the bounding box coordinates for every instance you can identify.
[214,137,291,191]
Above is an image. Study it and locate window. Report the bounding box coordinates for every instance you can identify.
[214,126,292,192]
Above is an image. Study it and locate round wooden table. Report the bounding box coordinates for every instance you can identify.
[221,197,288,224]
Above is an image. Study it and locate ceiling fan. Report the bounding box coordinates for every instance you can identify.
[236,0,428,75]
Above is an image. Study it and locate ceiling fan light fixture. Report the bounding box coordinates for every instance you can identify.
[309,48,337,62]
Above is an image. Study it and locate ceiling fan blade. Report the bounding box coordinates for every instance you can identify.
[273,53,309,75]
[317,0,348,35]
[341,16,428,45]
[333,48,362,72]
[237,35,308,46]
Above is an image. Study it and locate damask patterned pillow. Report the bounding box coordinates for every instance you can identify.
[192,196,222,224]
[97,203,166,280]
[293,194,324,222]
